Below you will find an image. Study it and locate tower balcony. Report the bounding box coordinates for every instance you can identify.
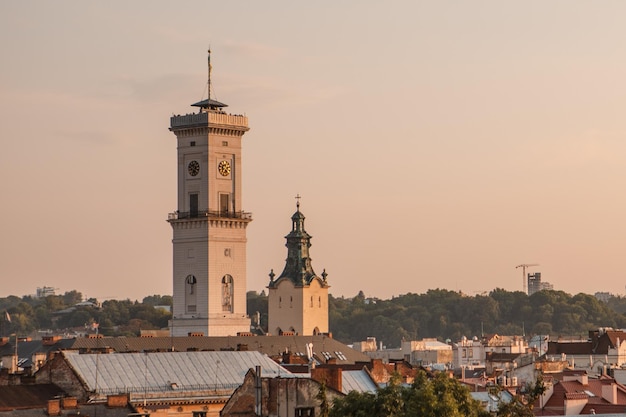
[168,210,252,221]
[170,111,249,131]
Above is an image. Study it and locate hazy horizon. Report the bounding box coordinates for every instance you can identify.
[2,2,626,301]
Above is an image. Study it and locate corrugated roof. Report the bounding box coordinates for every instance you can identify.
[63,350,290,394]
[341,370,378,394]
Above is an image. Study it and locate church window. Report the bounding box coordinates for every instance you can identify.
[222,275,234,312]
[318,296,321,307]
[190,141,196,147]
[279,296,282,308]
[290,296,293,308]
[222,141,228,146]
[310,296,313,307]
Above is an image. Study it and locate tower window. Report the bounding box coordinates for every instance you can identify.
[186,275,197,294]
[185,275,197,314]
[222,141,228,146]
[290,296,293,308]
[190,141,196,147]
[319,296,321,308]
[310,296,313,307]
[190,194,199,217]
[220,193,230,216]
[222,275,234,312]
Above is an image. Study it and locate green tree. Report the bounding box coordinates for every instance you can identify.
[317,381,330,417]
[496,377,545,417]
[330,371,488,417]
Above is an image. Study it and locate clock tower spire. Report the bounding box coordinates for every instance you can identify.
[167,53,252,336]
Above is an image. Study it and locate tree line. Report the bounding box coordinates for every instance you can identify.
[2,289,626,344]
[0,291,172,337]
[327,289,626,347]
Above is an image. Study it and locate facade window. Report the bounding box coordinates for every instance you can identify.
[279,296,282,308]
[468,349,473,358]
[290,296,293,308]
[310,296,313,307]
[190,141,196,147]
[222,275,234,312]
[296,408,315,417]
[462,349,467,358]
[318,296,321,307]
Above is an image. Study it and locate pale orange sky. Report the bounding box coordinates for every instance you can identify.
[1,2,626,301]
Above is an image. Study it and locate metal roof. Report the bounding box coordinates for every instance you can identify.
[341,370,378,394]
[191,98,228,108]
[63,350,289,394]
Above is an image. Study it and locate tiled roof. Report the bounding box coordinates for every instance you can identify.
[0,339,75,368]
[0,384,65,410]
[541,376,626,414]
[0,403,133,416]
[547,341,593,355]
[69,335,370,365]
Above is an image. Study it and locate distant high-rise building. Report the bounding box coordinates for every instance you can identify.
[527,272,553,296]
[267,201,329,336]
[35,286,56,298]
[168,53,252,336]
[594,292,612,303]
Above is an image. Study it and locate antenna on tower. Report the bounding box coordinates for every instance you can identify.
[207,48,212,103]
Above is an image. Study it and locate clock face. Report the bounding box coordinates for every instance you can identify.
[187,161,200,176]
[218,160,231,176]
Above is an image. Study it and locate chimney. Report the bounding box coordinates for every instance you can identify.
[602,383,618,405]
[107,393,129,408]
[61,397,78,409]
[311,368,342,393]
[47,399,61,416]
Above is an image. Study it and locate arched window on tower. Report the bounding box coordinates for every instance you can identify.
[185,275,197,313]
[222,275,234,312]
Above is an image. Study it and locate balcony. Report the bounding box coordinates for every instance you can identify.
[168,210,252,221]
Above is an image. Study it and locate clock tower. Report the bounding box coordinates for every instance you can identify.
[167,54,251,336]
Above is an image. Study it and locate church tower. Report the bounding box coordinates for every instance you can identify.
[267,199,329,336]
[168,53,251,336]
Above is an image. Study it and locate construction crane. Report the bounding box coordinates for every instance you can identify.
[516,263,539,294]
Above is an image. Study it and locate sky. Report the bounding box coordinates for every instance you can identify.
[1,2,626,302]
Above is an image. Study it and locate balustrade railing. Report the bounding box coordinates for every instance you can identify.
[168,210,252,221]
